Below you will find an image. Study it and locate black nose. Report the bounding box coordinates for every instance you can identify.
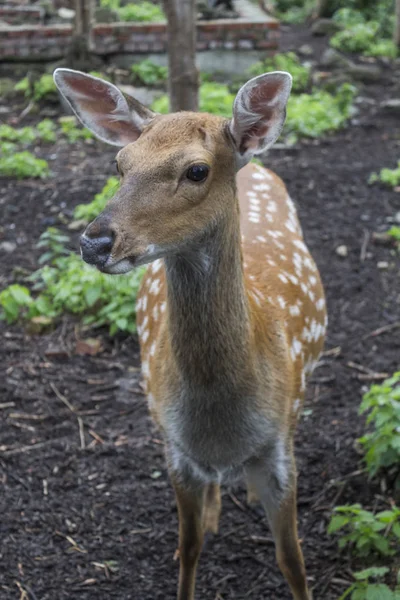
[80,232,114,267]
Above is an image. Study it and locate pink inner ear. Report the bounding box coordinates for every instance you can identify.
[248,80,282,114]
[59,72,141,145]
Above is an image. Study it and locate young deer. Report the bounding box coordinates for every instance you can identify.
[54,68,327,600]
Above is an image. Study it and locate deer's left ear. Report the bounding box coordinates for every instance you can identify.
[229,71,292,162]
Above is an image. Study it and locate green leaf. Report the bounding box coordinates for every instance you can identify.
[366,584,394,600]
[354,567,390,581]
[328,515,350,533]
[84,284,102,307]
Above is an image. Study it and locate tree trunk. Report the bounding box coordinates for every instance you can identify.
[162,0,199,112]
[395,0,400,47]
[313,0,331,19]
[70,0,94,63]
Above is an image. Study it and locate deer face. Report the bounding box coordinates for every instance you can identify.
[53,69,291,274]
[82,113,237,274]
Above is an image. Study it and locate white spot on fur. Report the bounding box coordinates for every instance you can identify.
[293,398,301,413]
[293,239,308,253]
[316,297,325,311]
[285,219,296,233]
[160,301,166,313]
[150,341,156,357]
[153,304,159,321]
[142,359,150,378]
[277,295,286,309]
[278,273,288,284]
[289,304,300,316]
[266,200,277,213]
[152,259,162,274]
[290,337,302,361]
[253,183,271,191]
[149,279,161,295]
[257,235,267,243]
[142,329,149,343]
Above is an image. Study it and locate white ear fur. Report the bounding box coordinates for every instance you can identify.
[53,68,156,147]
[230,71,292,162]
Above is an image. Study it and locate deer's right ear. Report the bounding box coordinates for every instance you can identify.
[53,68,156,147]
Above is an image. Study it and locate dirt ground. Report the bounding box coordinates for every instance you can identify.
[1,27,400,600]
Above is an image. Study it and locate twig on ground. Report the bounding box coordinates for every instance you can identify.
[50,381,75,412]
[360,229,370,261]
[363,321,400,340]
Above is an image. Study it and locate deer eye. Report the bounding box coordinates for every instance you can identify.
[186,164,209,182]
[112,159,120,175]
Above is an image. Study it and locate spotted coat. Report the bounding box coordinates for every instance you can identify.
[136,162,327,421]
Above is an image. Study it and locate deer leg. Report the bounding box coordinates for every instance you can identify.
[202,482,221,534]
[245,450,311,600]
[172,477,205,600]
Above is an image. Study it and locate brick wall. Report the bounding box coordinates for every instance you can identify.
[0,17,279,61]
[0,6,44,26]
[0,25,73,60]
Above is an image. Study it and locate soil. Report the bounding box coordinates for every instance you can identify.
[1,26,400,600]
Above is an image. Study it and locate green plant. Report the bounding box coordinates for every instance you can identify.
[249,52,310,93]
[0,124,36,144]
[285,83,357,142]
[339,567,399,600]
[369,161,400,187]
[0,228,145,335]
[272,0,314,24]
[101,0,164,22]
[131,59,167,86]
[387,226,400,242]
[0,284,34,324]
[331,9,397,58]
[36,119,57,143]
[358,372,400,485]
[73,177,120,223]
[36,227,71,264]
[15,73,57,101]
[328,504,400,557]
[152,82,235,117]
[0,151,49,179]
[59,116,93,143]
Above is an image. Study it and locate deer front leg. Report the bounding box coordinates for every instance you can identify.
[245,447,311,600]
[172,476,205,600]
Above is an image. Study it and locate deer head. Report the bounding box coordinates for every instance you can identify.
[53,69,291,274]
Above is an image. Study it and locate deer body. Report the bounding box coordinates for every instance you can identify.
[137,161,325,490]
[54,69,327,600]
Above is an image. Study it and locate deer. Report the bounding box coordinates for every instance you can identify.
[53,67,327,600]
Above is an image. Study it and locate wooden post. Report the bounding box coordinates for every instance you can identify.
[162,0,199,112]
[395,0,400,48]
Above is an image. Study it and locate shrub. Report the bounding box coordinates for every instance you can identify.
[387,226,400,243]
[59,116,93,143]
[0,228,145,335]
[273,0,314,24]
[328,504,400,557]
[285,84,356,141]
[331,9,397,58]
[36,119,57,143]
[358,372,400,486]
[0,124,36,144]
[15,73,57,101]
[339,567,399,600]
[101,0,164,21]
[152,82,235,117]
[369,161,400,187]
[131,59,167,87]
[249,52,310,93]
[73,177,120,223]
[0,152,49,179]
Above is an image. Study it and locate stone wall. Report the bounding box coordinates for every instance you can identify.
[0,5,44,26]
[0,15,278,62]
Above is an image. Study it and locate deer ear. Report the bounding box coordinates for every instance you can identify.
[229,71,292,161]
[53,68,156,147]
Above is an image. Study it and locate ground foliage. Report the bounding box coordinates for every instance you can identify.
[0,21,399,600]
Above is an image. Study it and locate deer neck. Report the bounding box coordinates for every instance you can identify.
[164,199,252,388]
